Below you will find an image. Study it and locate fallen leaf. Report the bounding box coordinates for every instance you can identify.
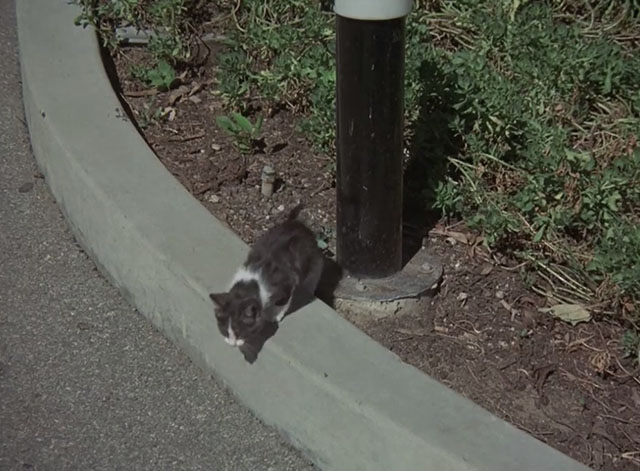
[540,303,591,326]
[480,263,494,275]
[446,231,469,244]
[189,82,204,96]
[533,363,557,396]
[433,325,449,334]
[168,85,190,106]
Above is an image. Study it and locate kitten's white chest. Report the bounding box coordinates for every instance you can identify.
[225,319,245,347]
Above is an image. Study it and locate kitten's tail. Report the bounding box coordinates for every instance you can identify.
[287,203,304,220]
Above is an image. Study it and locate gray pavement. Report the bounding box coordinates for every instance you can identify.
[0,1,313,470]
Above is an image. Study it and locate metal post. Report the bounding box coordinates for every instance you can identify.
[335,1,412,278]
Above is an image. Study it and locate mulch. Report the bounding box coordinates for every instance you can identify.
[110,46,640,470]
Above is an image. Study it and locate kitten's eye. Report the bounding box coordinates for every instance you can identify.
[273,287,291,307]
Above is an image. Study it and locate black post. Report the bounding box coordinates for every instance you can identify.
[335,14,406,278]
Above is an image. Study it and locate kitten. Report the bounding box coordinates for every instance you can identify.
[209,205,323,347]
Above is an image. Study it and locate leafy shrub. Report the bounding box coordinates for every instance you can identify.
[73,0,206,86]
[216,0,335,150]
[217,0,640,323]
[76,0,640,326]
[216,112,264,154]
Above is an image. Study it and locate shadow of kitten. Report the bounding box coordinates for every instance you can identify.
[238,322,279,364]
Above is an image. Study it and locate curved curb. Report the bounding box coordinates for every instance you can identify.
[16,2,591,471]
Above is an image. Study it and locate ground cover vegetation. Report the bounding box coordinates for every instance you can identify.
[75,0,640,349]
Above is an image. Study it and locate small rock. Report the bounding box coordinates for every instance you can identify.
[277,204,285,212]
[76,321,91,331]
[208,194,220,203]
[420,262,433,273]
[18,182,34,193]
[188,95,202,104]
[355,281,367,292]
[496,290,505,299]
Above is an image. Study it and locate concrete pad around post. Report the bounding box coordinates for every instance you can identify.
[334,247,443,318]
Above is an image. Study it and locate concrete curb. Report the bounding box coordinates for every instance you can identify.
[16,2,591,470]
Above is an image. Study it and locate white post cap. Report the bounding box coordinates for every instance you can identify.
[334,0,413,20]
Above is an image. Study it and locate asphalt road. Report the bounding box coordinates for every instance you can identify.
[0,1,314,470]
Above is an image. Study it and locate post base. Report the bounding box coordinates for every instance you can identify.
[333,248,443,318]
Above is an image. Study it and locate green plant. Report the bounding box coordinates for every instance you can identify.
[73,0,202,87]
[78,0,640,330]
[131,60,176,90]
[216,0,335,151]
[217,0,640,327]
[216,112,264,154]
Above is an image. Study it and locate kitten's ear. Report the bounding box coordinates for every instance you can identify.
[209,293,227,312]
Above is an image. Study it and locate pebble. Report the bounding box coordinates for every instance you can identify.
[277,204,285,212]
[355,281,367,292]
[208,194,220,203]
[18,182,34,193]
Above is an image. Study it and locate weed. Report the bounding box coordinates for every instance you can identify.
[131,60,176,90]
[216,112,264,154]
[80,0,640,329]
[216,0,335,151]
[73,0,206,88]
[216,0,640,326]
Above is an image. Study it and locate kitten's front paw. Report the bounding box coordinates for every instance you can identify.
[224,336,245,347]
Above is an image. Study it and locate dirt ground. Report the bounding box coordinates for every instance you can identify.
[110,46,640,470]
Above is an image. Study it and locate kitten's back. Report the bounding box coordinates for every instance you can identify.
[246,208,319,285]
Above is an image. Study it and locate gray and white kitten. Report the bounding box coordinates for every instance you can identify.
[209,205,323,347]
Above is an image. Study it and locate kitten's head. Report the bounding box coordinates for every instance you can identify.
[209,280,265,347]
